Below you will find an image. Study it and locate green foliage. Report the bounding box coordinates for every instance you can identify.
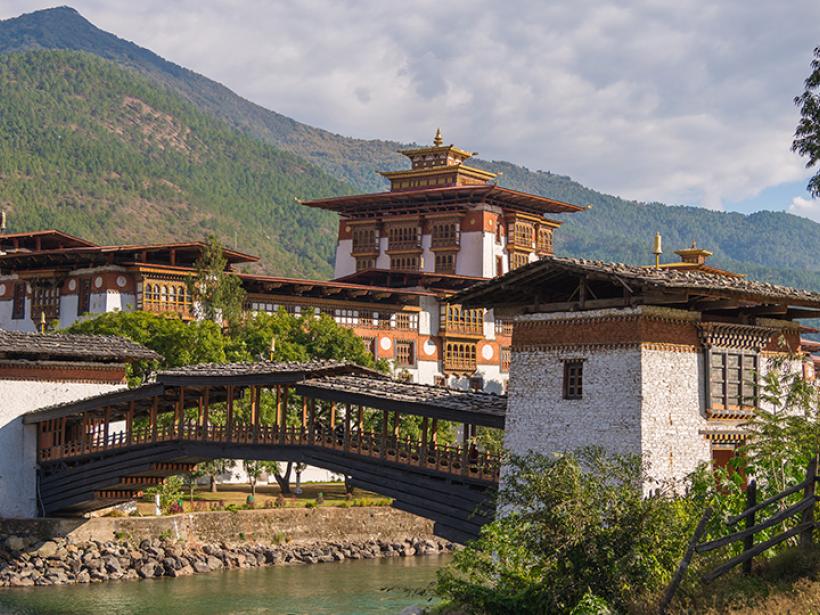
[688,350,820,555]
[0,49,347,278]
[64,309,378,385]
[188,235,247,326]
[65,310,227,384]
[569,591,612,615]
[146,475,184,515]
[435,449,699,614]
[794,46,820,198]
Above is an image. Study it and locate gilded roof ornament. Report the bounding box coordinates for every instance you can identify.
[433,128,443,147]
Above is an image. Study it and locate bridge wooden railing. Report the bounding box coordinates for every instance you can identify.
[38,420,500,484]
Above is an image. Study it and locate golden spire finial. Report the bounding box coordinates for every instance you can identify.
[433,128,443,147]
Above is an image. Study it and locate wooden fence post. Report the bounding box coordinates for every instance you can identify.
[800,456,817,550]
[659,507,713,615]
[743,479,757,574]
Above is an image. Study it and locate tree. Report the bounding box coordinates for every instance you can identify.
[435,449,698,614]
[201,459,230,493]
[65,310,230,385]
[242,460,263,497]
[183,466,206,503]
[793,46,820,197]
[188,235,247,326]
[272,461,293,495]
[242,460,278,497]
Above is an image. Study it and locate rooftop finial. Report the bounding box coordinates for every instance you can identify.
[652,232,663,269]
[433,128,443,147]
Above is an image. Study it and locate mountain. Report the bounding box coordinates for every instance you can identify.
[1,7,819,290]
[0,50,344,277]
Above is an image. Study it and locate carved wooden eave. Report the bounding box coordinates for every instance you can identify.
[697,322,775,351]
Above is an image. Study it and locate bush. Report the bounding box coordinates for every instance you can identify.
[435,449,699,614]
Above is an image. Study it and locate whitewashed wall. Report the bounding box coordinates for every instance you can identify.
[0,379,125,518]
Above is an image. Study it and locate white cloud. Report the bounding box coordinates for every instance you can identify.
[1,0,819,211]
[789,196,820,222]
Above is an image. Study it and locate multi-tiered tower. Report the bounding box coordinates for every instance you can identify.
[302,130,583,281]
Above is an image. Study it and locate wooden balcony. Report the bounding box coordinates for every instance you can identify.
[351,241,379,255]
[431,235,460,249]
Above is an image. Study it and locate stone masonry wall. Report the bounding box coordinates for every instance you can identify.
[503,346,643,474]
[640,348,709,489]
[0,507,434,546]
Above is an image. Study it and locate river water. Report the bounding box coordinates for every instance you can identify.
[0,554,448,615]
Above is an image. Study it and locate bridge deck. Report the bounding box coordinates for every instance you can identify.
[26,361,505,542]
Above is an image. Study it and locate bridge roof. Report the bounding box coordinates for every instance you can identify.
[296,375,506,428]
[23,361,383,423]
[157,360,382,386]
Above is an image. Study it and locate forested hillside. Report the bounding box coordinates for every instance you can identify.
[0,50,344,277]
[0,7,818,290]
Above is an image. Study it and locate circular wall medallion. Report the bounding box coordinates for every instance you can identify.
[379,337,392,351]
[423,339,437,356]
[94,276,103,289]
[67,279,77,292]
[481,344,494,360]
[0,283,5,296]
[116,275,127,288]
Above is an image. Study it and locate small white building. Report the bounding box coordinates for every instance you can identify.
[0,329,158,517]
[453,252,820,488]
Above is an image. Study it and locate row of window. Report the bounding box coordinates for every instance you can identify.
[142,282,191,316]
[559,350,760,407]
[441,304,484,335]
[247,302,420,331]
[10,279,93,320]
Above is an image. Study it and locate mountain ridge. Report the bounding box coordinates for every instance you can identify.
[0,6,818,290]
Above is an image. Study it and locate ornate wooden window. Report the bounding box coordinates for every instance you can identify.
[77,278,91,316]
[708,350,758,413]
[395,340,415,367]
[11,282,26,320]
[387,225,420,251]
[361,336,377,360]
[351,227,378,253]
[431,221,459,248]
[143,279,191,318]
[356,257,376,271]
[510,252,530,271]
[31,281,60,322]
[536,226,553,254]
[435,252,456,273]
[510,221,534,247]
[563,360,584,399]
[441,304,484,336]
[444,341,477,372]
[495,319,513,336]
[390,255,421,272]
[393,312,419,331]
[500,346,512,372]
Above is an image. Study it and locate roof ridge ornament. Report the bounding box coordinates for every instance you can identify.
[433,128,443,147]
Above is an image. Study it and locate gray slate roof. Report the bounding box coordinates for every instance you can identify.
[454,255,820,308]
[0,329,160,362]
[296,375,506,427]
[157,359,382,384]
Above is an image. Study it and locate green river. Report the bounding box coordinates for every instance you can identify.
[0,555,448,615]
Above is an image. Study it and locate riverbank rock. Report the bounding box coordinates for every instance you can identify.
[0,534,454,589]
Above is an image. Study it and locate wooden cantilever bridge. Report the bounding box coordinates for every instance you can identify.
[25,361,506,543]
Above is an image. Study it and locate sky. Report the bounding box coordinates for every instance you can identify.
[1,1,819,222]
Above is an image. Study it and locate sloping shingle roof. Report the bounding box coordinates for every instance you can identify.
[454,255,820,309]
[0,330,160,362]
